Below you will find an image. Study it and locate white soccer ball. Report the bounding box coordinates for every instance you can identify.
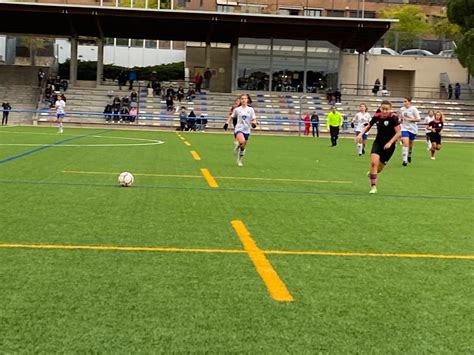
[118,172,134,187]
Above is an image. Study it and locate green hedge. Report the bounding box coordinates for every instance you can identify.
[58,61,184,81]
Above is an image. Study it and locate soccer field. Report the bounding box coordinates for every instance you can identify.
[0,126,473,353]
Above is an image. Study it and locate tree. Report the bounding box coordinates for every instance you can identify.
[378,5,432,51]
[18,37,47,66]
[447,0,474,75]
[379,5,431,33]
[432,17,462,37]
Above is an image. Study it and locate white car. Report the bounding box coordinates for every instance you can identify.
[368,47,399,55]
[438,49,457,58]
[401,49,434,56]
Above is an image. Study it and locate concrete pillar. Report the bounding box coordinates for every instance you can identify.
[337,46,343,90]
[205,42,211,69]
[231,42,237,92]
[303,40,308,93]
[96,38,104,87]
[69,37,78,87]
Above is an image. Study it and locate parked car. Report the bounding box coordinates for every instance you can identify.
[438,49,457,58]
[401,49,434,56]
[368,47,399,55]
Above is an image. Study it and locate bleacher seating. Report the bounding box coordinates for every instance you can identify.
[33,82,474,139]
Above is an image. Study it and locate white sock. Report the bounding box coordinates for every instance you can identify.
[357,143,363,155]
[402,146,408,162]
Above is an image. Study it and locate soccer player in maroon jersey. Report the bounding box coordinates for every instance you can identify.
[428,111,444,160]
[356,100,401,194]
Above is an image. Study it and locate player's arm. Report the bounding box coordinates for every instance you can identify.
[250,109,257,128]
[384,124,401,149]
[355,118,374,143]
[224,108,236,130]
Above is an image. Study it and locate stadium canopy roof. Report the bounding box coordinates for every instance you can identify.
[0,2,397,53]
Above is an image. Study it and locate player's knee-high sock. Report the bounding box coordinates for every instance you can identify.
[431,148,436,157]
[369,174,377,186]
[408,147,413,158]
[402,146,408,163]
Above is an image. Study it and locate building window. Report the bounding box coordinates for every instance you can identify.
[116,38,129,46]
[130,39,143,48]
[217,4,235,12]
[304,9,321,17]
[279,8,300,16]
[145,40,157,49]
[173,41,186,50]
[159,40,171,49]
[240,4,265,13]
[326,10,345,17]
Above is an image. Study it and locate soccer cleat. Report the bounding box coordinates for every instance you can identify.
[369,186,377,194]
[431,156,436,160]
[362,148,365,154]
[237,160,243,167]
[408,157,412,163]
[402,162,408,167]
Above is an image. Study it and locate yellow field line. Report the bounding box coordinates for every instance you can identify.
[190,151,201,161]
[200,168,219,188]
[0,243,245,254]
[231,220,294,302]
[184,141,191,146]
[62,171,202,178]
[265,250,474,260]
[61,170,350,184]
[179,137,185,141]
[0,242,471,261]
[214,176,352,184]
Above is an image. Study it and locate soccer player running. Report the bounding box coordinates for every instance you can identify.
[224,94,257,167]
[424,110,435,151]
[54,94,66,134]
[356,100,401,194]
[399,97,421,166]
[428,111,444,160]
[351,103,371,156]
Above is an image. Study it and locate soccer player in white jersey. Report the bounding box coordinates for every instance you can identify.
[223,94,257,167]
[399,97,420,166]
[423,110,435,151]
[351,103,371,156]
[54,94,66,134]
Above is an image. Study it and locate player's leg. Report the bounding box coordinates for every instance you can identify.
[426,133,432,150]
[355,131,363,155]
[408,134,416,163]
[57,115,64,133]
[369,153,381,194]
[401,132,409,166]
[235,132,247,166]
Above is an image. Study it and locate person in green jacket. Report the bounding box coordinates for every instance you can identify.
[326,106,343,146]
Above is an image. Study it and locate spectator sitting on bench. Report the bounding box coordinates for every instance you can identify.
[104,104,113,122]
[187,110,196,131]
[166,94,174,112]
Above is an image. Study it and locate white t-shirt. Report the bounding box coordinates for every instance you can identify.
[353,112,371,132]
[399,105,420,134]
[424,114,435,132]
[55,100,66,114]
[232,106,256,134]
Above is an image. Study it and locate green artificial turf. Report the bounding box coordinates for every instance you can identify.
[0,126,473,353]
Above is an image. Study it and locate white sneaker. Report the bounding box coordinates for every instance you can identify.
[431,156,436,160]
[369,186,377,194]
[237,159,243,167]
